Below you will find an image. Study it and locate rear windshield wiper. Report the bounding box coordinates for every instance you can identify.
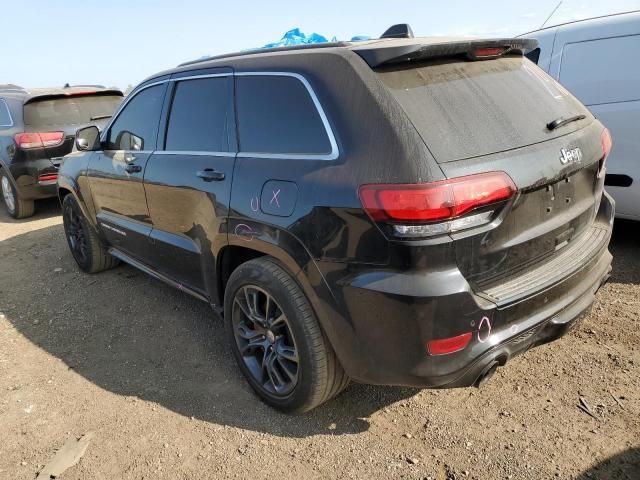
[90,114,112,121]
[547,114,586,131]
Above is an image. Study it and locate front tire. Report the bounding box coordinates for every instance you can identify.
[62,194,119,273]
[224,257,349,413]
[1,172,34,219]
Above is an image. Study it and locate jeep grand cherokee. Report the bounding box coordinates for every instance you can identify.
[57,28,614,413]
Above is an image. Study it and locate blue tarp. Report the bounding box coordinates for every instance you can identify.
[263,28,370,49]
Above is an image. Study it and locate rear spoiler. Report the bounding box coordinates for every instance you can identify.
[24,89,124,105]
[353,38,539,68]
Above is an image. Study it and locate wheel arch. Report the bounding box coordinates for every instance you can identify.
[216,222,362,379]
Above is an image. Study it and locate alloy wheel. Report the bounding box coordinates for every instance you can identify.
[1,176,15,213]
[64,204,89,265]
[232,285,299,396]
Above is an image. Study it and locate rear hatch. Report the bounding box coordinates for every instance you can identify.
[369,41,607,304]
[21,90,123,167]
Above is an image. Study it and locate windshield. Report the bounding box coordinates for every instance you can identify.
[376,56,591,163]
[24,94,123,127]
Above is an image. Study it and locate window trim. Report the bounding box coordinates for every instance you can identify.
[0,98,14,127]
[235,72,339,160]
[101,71,340,160]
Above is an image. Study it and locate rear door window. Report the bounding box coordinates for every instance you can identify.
[377,56,590,163]
[107,84,165,151]
[236,75,332,155]
[165,77,233,152]
[0,99,11,126]
[23,94,122,127]
[559,35,640,105]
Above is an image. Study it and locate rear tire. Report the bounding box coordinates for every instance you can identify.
[1,172,35,219]
[62,194,119,273]
[224,257,349,413]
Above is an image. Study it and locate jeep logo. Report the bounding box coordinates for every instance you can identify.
[560,147,582,165]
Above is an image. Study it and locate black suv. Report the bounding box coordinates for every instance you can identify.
[0,84,122,218]
[58,30,614,413]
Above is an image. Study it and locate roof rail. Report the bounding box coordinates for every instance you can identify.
[63,83,107,89]
[0,83,26,92]
[178,41,349,67]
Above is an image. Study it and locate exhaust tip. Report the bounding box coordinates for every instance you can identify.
[475,361,499,388]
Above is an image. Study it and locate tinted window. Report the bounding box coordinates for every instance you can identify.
[525,48,541,64]
[237,75,331,155]
[560,35,640,105]
[24,94,122,126]
[0,99,11,126]
[107,84,165,151]
[377,56,589,163]
[165,77,232,152]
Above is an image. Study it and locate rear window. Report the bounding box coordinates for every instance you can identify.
[165,77,232,152]
[24,94,123,127]
[377,56,590,163]
[236,75,331,155]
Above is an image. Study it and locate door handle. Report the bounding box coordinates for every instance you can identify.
[196,169,225,182]
[124,164,142,174]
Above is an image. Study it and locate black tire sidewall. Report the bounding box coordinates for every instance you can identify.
[62,195,94,272]
[224,259,319,413]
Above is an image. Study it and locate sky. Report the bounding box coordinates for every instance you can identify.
[1,0,639,90]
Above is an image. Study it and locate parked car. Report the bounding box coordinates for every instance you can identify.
[58,27,614,413]
[0,85,123,218]
[521,10,640,220]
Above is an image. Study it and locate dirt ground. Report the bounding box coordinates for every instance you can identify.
[0,198,638,480]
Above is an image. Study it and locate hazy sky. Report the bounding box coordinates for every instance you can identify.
[2,0,638,89]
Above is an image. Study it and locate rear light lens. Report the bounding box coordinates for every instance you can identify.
[601,128,612,159]
[14,132,64,149]
[38,173,58,183]
[471,46,508,59]
[427,332,472,355]
[359,172,516,237]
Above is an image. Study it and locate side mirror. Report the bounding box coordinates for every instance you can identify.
[76,126,101,151]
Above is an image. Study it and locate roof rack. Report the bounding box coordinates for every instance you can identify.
[0,84,26,93]
[178,41,349,67]
[63,83,107,89]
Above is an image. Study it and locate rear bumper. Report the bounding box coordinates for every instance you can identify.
[8,157,59,200]
[316,191,615,388]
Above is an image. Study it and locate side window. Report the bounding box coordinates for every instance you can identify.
[236,75,332,155]
[106,84,165,151]
[165,77,232,152]
[560,35,640,105]
[0,99,12,126]
[525,48,541,65]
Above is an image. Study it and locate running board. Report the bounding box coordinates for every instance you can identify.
[108,248,210,304]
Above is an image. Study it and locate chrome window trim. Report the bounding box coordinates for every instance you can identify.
[235,71,339,161]
[102,71,339,161]
[0,98,14,127]
[155,150,235,157]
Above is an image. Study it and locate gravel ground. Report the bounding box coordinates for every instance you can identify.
[0,198,638,480]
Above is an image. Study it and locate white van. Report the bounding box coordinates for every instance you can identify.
[522,11,640,220]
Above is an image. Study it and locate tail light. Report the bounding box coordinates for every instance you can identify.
[38,173,58,183]
[598,128,612,178]
[601,128,612,159]
[14,132,64,149]
[359,171,516,238]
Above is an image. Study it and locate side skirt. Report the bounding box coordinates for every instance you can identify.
[108,247,211,305]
